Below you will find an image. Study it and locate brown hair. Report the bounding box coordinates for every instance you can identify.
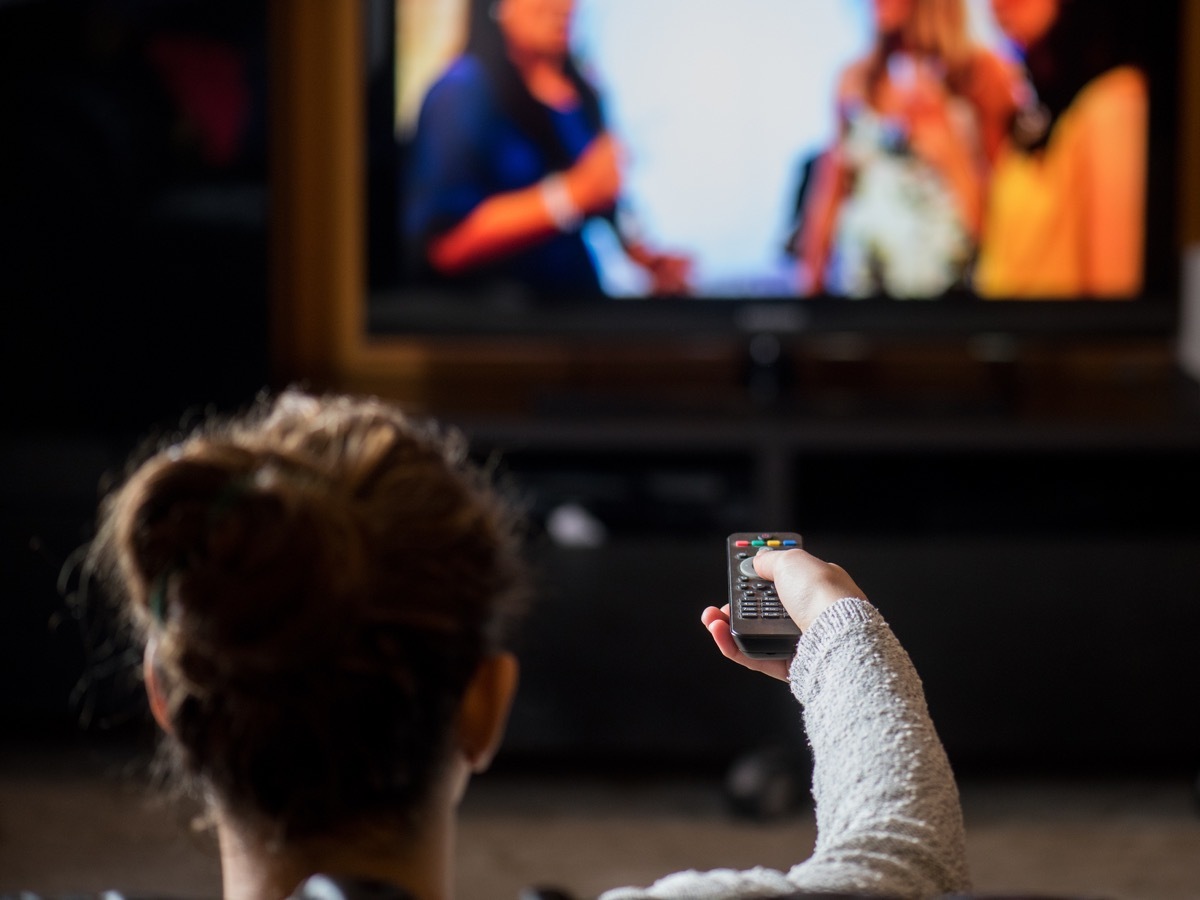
[91,390,529,836]
[868,0,975,100]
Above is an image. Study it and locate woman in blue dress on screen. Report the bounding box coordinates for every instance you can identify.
[796,0,1015,299]
[403,0,690,299]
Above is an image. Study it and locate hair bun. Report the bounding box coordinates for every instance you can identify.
[129,448,358,667]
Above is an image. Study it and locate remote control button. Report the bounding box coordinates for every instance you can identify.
[734,540,751,547]
[738,557,759,578]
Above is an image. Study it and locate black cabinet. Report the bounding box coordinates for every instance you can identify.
[459,407,1200,773]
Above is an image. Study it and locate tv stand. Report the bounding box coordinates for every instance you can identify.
[507,332,1187,425]
[448,363,1200,774]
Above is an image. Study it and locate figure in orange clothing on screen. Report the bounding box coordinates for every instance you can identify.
[403,0,691,298]
[796,0,1015,299]
[975,0,1148,298]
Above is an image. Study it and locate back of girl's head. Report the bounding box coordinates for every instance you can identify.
[92,390,529,837]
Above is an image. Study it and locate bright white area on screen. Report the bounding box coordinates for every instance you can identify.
[573,0,858,296]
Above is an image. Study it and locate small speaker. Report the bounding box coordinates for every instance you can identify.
[1177,245,1200,381]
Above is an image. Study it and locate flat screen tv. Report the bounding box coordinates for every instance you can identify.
[365,0,1184,343]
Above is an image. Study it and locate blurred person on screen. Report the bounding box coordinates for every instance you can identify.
[402,0,691,298]
[974,0,1148,298]
[795,0,1015,299]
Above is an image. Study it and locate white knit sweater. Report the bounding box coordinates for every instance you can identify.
[599,597,970,899]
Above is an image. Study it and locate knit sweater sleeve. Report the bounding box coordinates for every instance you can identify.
[598,598,969,900]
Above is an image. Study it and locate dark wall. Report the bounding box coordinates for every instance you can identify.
[1,0,272,738]
[0,0,270,432]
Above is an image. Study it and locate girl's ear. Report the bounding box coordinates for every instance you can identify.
[143,636,173,735]
[456,652,520,773]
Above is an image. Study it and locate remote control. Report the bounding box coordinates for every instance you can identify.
[727,532,803,659]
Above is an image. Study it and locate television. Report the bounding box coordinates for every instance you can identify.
[269,1,1197,416]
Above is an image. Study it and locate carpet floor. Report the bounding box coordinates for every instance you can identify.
[1,742,1197,900]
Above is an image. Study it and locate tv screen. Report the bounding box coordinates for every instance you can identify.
[369,0,1181,336]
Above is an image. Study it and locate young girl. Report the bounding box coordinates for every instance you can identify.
[89,389,968,899]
